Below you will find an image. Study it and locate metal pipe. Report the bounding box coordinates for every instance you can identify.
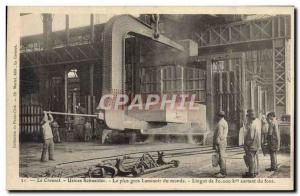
[45,111,97,117]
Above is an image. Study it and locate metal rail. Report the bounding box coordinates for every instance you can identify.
[50,146,243,177]
[45,111,97,117]
[56,146,242,166]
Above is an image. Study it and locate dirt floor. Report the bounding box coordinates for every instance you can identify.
[19,142,291,178]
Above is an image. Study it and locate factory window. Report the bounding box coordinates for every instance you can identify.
[141,68,161,94]
[67,68,80,114]
[212,60,225,72]
[68,69,79,78]
[184,66,206,103]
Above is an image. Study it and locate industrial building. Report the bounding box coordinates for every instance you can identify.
[20,14,292,146]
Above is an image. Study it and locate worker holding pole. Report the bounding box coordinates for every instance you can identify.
[40,111,55,162]
[213,111,228,178]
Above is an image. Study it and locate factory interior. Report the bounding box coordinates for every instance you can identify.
[19,14,292,178]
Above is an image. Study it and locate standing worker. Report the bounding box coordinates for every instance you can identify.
[213,111,228,178]
[84,120,92,142]
[52,119,61,143]
[40,111,55,162]
[261,115,269,155]
[266,112,280,171]
[243,109,261,178]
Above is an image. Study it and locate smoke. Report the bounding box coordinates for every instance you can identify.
[142,134,204,145]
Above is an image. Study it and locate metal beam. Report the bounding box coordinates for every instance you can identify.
[64,47,75,60]
[21,54,34,65]
[76,46,89,58]
[89,45,101,57]
[45,111,97,117]
[20,13,31,16]
[197,16,290,48]
[20,58,101,69]
[52,49,64,62]
[152,34,184,51]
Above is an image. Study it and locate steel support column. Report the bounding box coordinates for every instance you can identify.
[64,68,68,113]
[240,52,246,122]
[42,14,53,50]
[273,39,287,116]
[206,59,214,131]
[66,15,70,45]
[90,14,95,43]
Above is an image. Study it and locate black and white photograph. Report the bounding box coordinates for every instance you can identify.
[6,6,295,191]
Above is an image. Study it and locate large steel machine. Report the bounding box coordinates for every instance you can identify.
[97,15,208,143]
[20,14,209,144]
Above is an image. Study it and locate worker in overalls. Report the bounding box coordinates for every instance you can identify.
[40,111,55,162]
[266,112,280,171]
[213,111,228,178]
[243,109,260,178]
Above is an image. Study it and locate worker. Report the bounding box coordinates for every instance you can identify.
[84,120,92,142]
[261,115,268,143]
[255,116,262,175]
[266,112,280,171]
[243,109,261,178]
[238,121,245,146]
[51,119,61,143]
[261,114,269,155]
[213,111,228,178]
[40,111,55,162]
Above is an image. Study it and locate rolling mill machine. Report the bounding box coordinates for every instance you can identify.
[20,14,209,144]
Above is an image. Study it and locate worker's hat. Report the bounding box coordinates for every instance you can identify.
[267,112,276,118]
[247,109,254,114]
[246,109,255,119]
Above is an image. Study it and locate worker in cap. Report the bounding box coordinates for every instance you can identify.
[266,112,280,171]
[213,111,228,178]
[243,109,261,178]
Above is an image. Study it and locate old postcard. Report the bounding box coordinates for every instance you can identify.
[6,6,295,191]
